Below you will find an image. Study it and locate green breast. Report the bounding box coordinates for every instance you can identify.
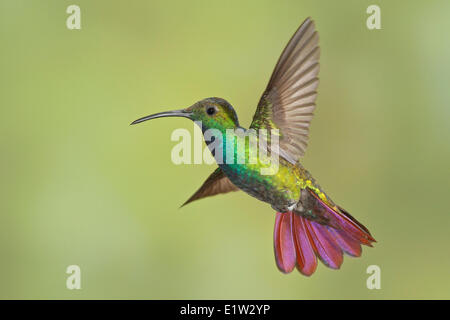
[217,132,303,206]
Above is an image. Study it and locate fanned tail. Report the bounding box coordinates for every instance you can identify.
[273,202,375,276]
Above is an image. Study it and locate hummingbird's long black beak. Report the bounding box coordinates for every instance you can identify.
[130,109,192,125]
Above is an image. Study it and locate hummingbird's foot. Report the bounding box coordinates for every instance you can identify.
[287,203,296,211]
[271,202,297,214]
[292,189,334,226]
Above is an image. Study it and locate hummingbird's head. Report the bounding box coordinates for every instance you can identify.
[131,97,240,132]
[186,97,239,131]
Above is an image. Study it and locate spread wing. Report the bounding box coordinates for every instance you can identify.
[250,17,320,163]
[181,168,239,207]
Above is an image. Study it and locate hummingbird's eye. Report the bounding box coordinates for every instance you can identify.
[206,106,217,116]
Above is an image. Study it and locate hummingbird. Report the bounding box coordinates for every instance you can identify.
[131,17,375,276]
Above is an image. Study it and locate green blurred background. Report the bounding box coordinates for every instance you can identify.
[1,0,449,299]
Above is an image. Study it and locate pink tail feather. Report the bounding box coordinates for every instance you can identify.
[274,203,375,276]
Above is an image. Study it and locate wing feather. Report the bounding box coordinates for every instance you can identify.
[250,17,320,162]
[181,168,239,207]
